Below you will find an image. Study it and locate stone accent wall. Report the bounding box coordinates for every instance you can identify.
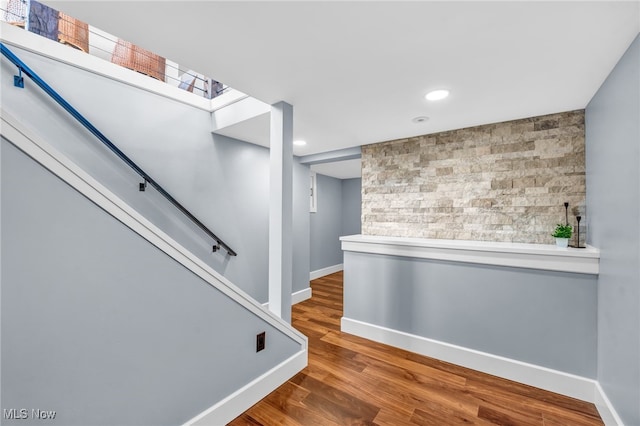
[361,110,586,244]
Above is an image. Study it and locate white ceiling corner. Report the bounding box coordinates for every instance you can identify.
[311,159,362,180]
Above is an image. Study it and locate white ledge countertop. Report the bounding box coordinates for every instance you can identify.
[340,235,600,275]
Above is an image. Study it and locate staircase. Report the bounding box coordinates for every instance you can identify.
[1,26,307,426]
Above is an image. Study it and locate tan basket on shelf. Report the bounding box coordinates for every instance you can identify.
[57,12,89,52]
[111,39,166,82]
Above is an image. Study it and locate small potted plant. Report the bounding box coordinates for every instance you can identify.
[552,224,573,248]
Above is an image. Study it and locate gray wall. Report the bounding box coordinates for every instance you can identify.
[310,173,343,271]
[0,43,309,302]
[341,178,362,236]
[586,34,640,425]
[208,134,310,298]
[309,174,362,272]
[1,138,302,425]
[343,252,597,377]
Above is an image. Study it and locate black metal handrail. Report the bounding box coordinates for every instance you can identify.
[1,42,237,256]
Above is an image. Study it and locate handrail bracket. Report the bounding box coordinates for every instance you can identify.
[14,66,24,88]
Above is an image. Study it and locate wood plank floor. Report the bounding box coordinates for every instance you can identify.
[229,272,603,425]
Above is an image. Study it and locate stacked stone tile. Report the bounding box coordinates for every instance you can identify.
[361,110,586,244]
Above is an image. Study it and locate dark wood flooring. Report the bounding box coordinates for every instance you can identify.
[229,272,603,425]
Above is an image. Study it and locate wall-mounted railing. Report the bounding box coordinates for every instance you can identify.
[1,42,237,257]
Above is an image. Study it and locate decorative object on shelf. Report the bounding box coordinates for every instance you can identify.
[552,224,573,248]
[564,201,569,225]
[57,12,89,52]
[177,70,224,99]
[570,205,586,249]
[572,215,586,248]
[28,0,58,41]
[5,0,27,27]
[111,39,166,82]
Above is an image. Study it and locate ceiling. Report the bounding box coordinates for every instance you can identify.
[311,159,361,180]
[46,1,639,179]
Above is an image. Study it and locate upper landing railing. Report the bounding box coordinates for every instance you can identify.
[1,43,237,257]
[1,0,228,99]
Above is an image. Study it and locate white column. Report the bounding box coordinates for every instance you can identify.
[268,101,293,323]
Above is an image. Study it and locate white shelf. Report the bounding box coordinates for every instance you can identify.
[340,235,599,275]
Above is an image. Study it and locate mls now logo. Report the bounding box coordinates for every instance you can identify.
[3,408,57,420]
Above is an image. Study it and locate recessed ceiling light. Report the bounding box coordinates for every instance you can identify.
[425,89,450,101]
[293,140,307,146]
[412,116,430,123]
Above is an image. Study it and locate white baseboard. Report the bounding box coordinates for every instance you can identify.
[594,382,624,426]
[341,317,597,403]
[184,349,307,425]
[310,264,343,281]
[262,288,312,309]
[292,287,312,304]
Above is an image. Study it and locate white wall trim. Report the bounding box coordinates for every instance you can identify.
[262,287,312,309]
[184,349,307,425]
[292,287,312,305]
[310,263,343,281]
[1,110,307,349]
[341,317,598,403]
[341,234,599,275]
[595,382,625,426]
